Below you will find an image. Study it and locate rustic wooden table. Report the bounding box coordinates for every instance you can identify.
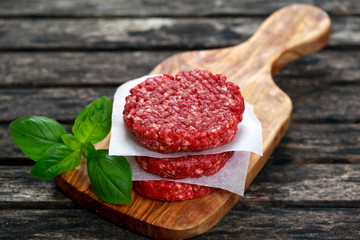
[1,1,359,239]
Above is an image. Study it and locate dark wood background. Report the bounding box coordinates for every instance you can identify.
[0,0,359,239]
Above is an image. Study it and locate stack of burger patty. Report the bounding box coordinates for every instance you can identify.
[123,69,245,201]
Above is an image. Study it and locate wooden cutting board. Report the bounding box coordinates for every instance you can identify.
[56,4,331,240]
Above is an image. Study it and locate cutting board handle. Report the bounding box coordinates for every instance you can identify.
[237,4,331,75]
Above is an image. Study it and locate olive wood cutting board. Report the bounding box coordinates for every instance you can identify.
[55,4,331,239]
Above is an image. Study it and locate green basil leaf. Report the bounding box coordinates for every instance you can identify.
[62,134,81,151]
[30,144,81,180]
[87,150,132,204]
[9,116,68,161]
[73,96,112,144]
[81,141,96,159]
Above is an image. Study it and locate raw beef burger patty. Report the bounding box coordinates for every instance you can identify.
[133,180,215,201]
[123,69,245,153]
[135,151,234,179]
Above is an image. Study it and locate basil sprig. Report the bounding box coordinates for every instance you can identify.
[9,96,132,205]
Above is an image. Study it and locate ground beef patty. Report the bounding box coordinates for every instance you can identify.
[123,69,245,153]
[135,151,234,179]
[133,180,215,201]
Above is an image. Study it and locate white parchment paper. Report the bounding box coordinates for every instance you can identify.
[109,75,263,195]
[127,151,250,195]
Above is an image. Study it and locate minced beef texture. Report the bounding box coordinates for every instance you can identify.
[123,69,244,153]
[135,151,234,179]
[133,180,215,201]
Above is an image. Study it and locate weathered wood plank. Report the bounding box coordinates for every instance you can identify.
[1,18,256,50]
[0,123,27,162]
[0,0,359,17]
[2,123,360,163]
[0,17,358,50]
[0,208,359,239]
[207,208,360,239]
[271,123,360,163]
[243,164,360,207]
[0,51,173,87]
[0,88,115,122]
[1,164,360,208]
[0,50,359,87]
[0,167,73,208]
[276,50,360,82]
[280,81,360,122]
[1,84,359,123]
[0,209,147,239]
